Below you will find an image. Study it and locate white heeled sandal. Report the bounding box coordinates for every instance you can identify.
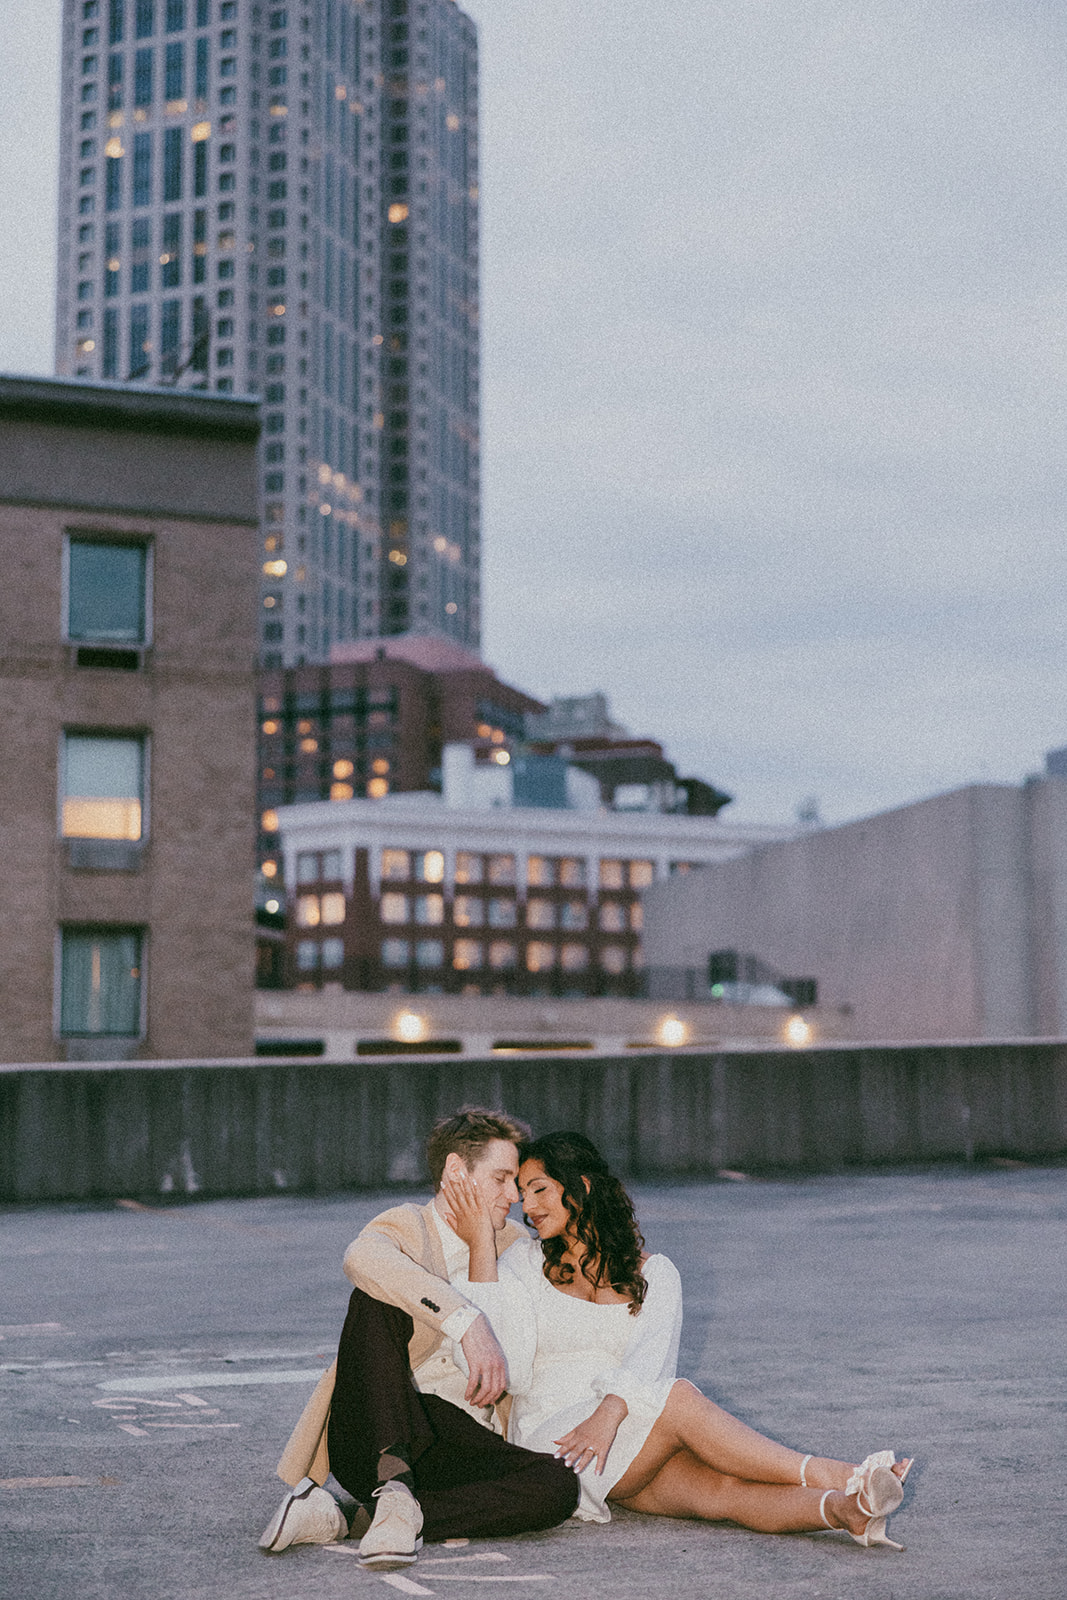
[799,1454,813,1488]
[844,1451,906,1549]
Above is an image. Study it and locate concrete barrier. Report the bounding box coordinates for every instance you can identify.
[2,1040,1066,1203]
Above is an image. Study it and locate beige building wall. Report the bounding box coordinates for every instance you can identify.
[0,378,259,1061]
[643,782,1053,1043]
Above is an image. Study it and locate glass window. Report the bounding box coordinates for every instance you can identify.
[296,851,319,885]
[630,903,644,931]
[454,851,482,885]
[295,893,320,928]
[381,937,409,968]
[629,860,655,889]
[559,857,586,888]
[380,892,408,925]
[526,855,554,888]
[599,902,626,933]
[487,854,515,886]
[296,939,318,971]
[59,928,142,1036]
[320,892,345,926]
[560,943,589,972]
[321,936,344,969]
[414,849,444,884]
[165,39,184,99]
[600,946,627,975]
[453,894,483,928]
[321,849,342,880]
[163,126,183,200]
[599,859,625,890]
[560,900,588,931]
[526,898,554,931]
[414,893,443,926]
[166,0,185,29]
[61,734,144,840]
[526,941,555,973]
[487,898,516,929]
[381,847,410,881]
[487,940,517,971]
[132,130,152,205]
[415,939,444,968]
[453,938,481,971]
[109,0,125,44]
[67,538,147,643]
[135,46,153,105]
[136,0,155,37]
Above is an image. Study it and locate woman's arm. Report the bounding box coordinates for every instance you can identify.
[439,1169,497,1281]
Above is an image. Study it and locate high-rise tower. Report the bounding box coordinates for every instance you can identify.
[54,0,480,663]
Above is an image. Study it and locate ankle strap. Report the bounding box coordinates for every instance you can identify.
[819,1489,834,1530]
[799,1454,812,1488]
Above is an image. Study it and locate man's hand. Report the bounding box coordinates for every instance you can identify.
[459,1313,508,1407]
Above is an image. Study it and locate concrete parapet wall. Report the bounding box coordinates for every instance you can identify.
[2,1041,1066,1203]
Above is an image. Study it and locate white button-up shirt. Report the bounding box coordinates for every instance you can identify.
[410,1205,499,1431]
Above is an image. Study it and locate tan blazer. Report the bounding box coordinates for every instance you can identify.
[276,1200,527,1486]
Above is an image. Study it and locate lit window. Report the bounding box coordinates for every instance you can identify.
[453,894,483,928]
[415,939,444,968]
[320,892,345,926]
[414,893,444,926]
[630,902,644,931]
[454,851,483,885]
[488,940,517,971]
[526,855,554,888]
[296,893,320,928]
[367,777,389,798]
[526,898,554,931]
[599,859,625,890]
[526,941,555,974]
[600,947,627,975]
[59,928,143,1037]
[261,809,279,832]
[321,937,344,969]
[380,892,408,925]
[487,898,516,929]
[381,848,410,881]
[560,943,589,972]
[381,937,409,968]
[261,719,279,735]
[559,857,586,888]
[61,734,144,841]
[629,860,655,888]
[333,758,354,779]
[560,900,588,931]
[486,853,515,886]
[414,850,445,884]
[453,938,482,971]
[66,538,148,643]
[599,902,626,933]
[330,782,354,801]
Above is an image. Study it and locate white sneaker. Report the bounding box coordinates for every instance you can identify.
[258,1478,347,1552]
[358,1482,424,1570]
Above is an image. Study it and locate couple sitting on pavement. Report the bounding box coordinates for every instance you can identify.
[259,1108,914,1572]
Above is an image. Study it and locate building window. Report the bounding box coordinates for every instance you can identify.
[559,900,588,931]
[487,898,516,929]
[61,733,145,841]
[488,940,517,971]
[165,39,184,99]
[135,45,153,105]
[166,0,185,30]
[296,894,320,928]
[102,307,119,376]
[415,939,444,969]
[109,0,125,45]
[295,851,319,884]
[381,937,409,968]
[136,0,155,38]
[105,155,121,210]
[161,210,181,284]
[453,894,483,929]
[414,850,444,884]
[160,297,181,375]
[560,943,589,972]
[381,847,410,881]
[195,34,208,98]
[129,301,150,377]
[197,0,209,24]
[59,927,143,1037]
[527,855,555,888]
[163,126,183,200]
[296,939,319,972]
[600,947,628,975]
[599,859,625,890]
[453,939,481,971]
[599,901,626,933]
[108,50,123,107]
[630,860,655,888]
[526,898,555,931]
[414,893,443,926]
[132,131,152,206]
[321,936,344,969]
[526,942,556,974]
[66,537,148,644]
[380,892,408,925]
[486,853,515,886]
[320,892,345,926]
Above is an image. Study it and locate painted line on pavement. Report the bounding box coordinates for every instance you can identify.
[98,1367,325,1392]
[375,1578,435,1597]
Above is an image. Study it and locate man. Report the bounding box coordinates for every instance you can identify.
[258,1108,579,1570]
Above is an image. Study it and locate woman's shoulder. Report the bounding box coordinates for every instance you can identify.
[641,1253,682,1290]
[498,1232,543,1276]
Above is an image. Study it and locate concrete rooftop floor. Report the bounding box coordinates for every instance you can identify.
[2,1161,1065,1599]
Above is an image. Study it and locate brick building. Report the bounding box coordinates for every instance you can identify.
[0,375,259,1060]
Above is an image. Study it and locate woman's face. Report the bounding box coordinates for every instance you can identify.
[518,1159,572,1242]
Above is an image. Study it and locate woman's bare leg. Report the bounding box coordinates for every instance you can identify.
[611,1380,873,1502]
[614,1449,876,1537]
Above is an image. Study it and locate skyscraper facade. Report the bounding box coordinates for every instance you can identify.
[54,0,480,665]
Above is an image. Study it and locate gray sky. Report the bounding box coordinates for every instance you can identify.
[2,1,1065,824]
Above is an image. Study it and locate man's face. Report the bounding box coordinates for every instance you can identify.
[464,1138,520,1229]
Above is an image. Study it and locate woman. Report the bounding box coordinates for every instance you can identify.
[442,1130,912,1547]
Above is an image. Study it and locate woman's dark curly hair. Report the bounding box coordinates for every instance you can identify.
[520,1131,647,1314]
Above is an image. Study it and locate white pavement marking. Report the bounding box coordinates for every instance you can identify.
[175,1392,211,1406]
[142,1422,240,1429]
[116,1423,149,1437]
[0,1323,65,1339]
[97,1367,325,1392]
[0,1476,94,1489]
[419,1556,511,1567]
[375,1578,435,1597]
[420,1580,550,1584]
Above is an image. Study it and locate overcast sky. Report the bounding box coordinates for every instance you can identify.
[2,1,1065,824]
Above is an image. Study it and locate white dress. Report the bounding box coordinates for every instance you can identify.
[460,1237,682,1522]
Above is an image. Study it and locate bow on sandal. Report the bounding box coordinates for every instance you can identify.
[843,1451,908,1549]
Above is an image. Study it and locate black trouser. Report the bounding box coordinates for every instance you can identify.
[327,1286,579,1542]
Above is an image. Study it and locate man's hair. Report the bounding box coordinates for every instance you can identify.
[425,1106,531,1189]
